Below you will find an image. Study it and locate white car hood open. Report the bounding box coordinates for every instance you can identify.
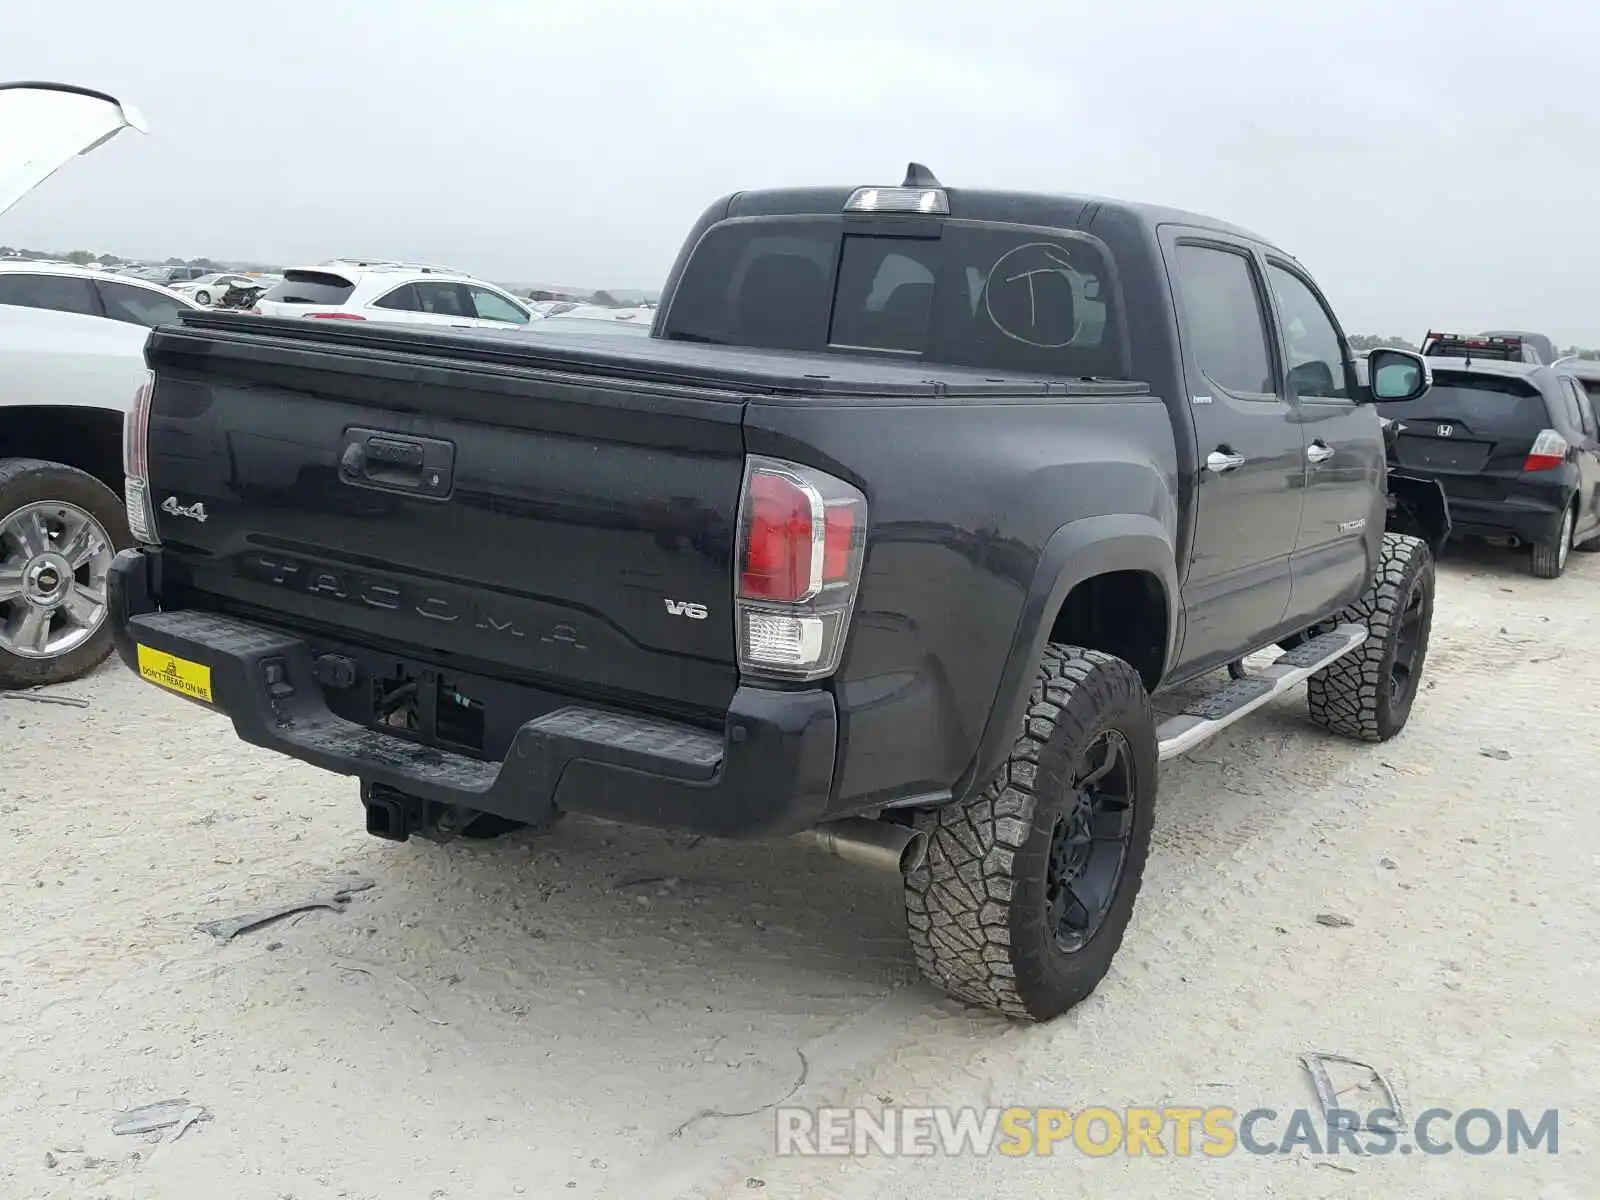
[0,81,147,218]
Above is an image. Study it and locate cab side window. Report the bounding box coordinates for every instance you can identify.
[1266,263,1349,401]
[1172,244,1276,397]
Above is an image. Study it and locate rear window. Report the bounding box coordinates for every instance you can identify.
[661,219,1123,379]
[1379,373,1548,434]
[261,270,356,306]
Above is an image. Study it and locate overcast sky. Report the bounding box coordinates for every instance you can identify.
[5,0,1598,340]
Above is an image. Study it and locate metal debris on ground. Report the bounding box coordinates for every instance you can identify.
[0,690,89,708]
[1314,913,1355,928]
[166,1104,207,1144]
[112,1098,212,1137]
[196,878,375,940]
[1479,747,1513,761]
[1301,1053,1403,1130]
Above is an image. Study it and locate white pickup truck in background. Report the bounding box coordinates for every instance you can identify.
[0,82,160,687]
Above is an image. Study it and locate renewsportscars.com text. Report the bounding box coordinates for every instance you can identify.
[775,1105,1560,1158]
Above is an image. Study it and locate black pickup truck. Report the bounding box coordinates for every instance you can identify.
[109,166,1446,1021]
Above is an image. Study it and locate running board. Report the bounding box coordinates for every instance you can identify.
[1156,624,1368,761]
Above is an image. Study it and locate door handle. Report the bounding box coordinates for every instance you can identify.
[1205,449,1247,474]
[338,428,455,499]
[1306,441,1335,464]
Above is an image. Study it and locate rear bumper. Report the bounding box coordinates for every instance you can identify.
[108,549,836,839]
[1439,490,1570,543]
[1391,461,1573,543]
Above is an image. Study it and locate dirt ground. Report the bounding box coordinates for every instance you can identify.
[1,544,1594,1200]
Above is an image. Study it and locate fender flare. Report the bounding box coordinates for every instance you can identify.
[954,513,1180,802]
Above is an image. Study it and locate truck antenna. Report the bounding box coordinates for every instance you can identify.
[902,162,941,188]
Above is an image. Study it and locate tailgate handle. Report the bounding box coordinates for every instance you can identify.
[339,429,455,499]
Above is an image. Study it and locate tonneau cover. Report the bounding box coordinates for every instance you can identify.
[165,309,1149,400]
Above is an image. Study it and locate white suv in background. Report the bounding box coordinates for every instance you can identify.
[254,261,534,329]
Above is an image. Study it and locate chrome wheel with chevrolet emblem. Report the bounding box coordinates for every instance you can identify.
[0,460,129,688]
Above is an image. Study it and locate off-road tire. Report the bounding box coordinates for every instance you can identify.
[1529,505,1573,579]
[1307,532,1433,742]
[904,646,1158,1021]
[0,459,131,689]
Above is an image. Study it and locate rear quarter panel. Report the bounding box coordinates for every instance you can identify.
[744,392,1178,811]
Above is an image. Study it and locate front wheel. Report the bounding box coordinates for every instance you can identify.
[1530,507,1574,578]
[904,646,1158,1021]
[1307,532,1434,742]
[194,290,212,306]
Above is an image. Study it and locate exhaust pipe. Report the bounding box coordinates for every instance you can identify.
[797,817,928,875]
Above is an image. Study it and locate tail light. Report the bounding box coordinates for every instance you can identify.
[1523,429,1569,472]
[734,456,867,680]
[309,311,365,320]
[123,370,161,544]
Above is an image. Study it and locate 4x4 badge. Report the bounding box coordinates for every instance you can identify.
[161,496,209,523]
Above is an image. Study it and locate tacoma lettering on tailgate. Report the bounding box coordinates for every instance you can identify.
[237,553,588,650]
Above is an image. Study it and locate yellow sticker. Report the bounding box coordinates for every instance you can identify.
[136,644,213,703]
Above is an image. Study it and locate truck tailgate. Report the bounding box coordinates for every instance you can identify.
[143,320,746,719]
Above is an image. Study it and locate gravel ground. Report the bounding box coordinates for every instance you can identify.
[1,545,1594,1200]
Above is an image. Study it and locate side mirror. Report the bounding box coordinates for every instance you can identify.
[1367,348,1431,403]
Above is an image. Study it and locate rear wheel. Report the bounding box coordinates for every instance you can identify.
[0,460,129,689]
[1529,506,1573,579]
[1307,532,1433,742]
[903,646,1157,1021]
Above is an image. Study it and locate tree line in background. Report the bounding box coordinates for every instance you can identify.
[0,247,232,270]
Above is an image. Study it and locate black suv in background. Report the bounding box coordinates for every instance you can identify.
[1376,336,1600,577]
